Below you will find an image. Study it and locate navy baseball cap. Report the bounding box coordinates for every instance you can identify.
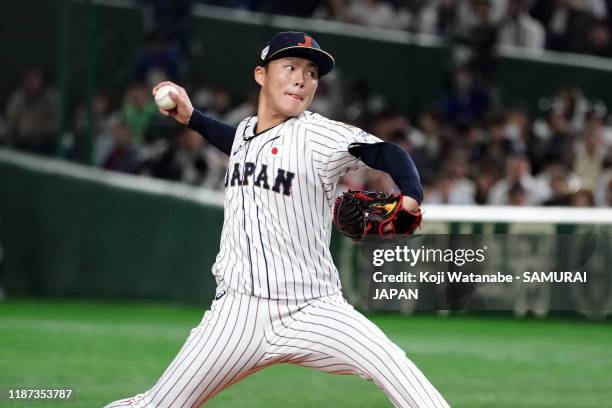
[258,31,335,76]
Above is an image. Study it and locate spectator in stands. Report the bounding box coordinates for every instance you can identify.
[488,153,546,204]
[5,68,59,156]
[531,89,590,171]
[424,167,475,205]
[201,139,229,190]
[148,127,208,185]
[504,107,532,156]
[422,175,452,204]
[573,126,607,189]
[439,64,492,124]
[457,0,508,30]
[413,0,460,36]
[533,107,575,167]
[205,87,233,120]
[307,73,343,119]
[602,175,612,205]
[456,0,502,32]
[368,111,410,141]
[570,188,595,206]
[507,182,529,205]
[224,89,258,126]
[121,82,158,144]
[72,91,117,165]
[416,108,445,160]
[536,160,579,195]
[344,0,410,29]
[498,0,546,50]
[343,79,387,126]
[191,82,234,121]
[583,102,612,146]
[479,115,519,163]
[454,0,499,84]
[442,152,477,204]
[103,118,141,173]
[404,120,433,167]
[531,0,593,52]
[594,168,612,205]
[582,18,612,57]
[191,79,214,110]
[544,174,572,205]
[585,0,608,19]
[473,161,501,204]
[558,86,590,133]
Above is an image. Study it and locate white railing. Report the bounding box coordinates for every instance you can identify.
[424,204,612,225]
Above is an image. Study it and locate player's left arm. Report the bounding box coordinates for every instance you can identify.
[348,142,423,213]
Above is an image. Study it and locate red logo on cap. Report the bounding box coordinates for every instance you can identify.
[298,35,313,47]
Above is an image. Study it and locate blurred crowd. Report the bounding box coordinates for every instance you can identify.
[2,66,611,207]
[1,0,611,208]
[335,80,612,208]
[204,0,612,58]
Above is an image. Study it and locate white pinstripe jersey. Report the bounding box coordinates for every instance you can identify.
[212,111,382,300]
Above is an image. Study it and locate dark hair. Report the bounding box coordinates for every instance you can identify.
[508,182,526,197]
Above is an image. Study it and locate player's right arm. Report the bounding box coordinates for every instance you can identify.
[152,81,236,156]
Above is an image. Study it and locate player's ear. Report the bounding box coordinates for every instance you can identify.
[254,66,265,87]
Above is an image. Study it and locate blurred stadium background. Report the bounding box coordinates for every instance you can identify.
[1,0,612,407]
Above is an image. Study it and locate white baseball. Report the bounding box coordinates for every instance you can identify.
[154,85,178,110]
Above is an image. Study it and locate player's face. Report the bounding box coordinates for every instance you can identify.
[257,57,319,117]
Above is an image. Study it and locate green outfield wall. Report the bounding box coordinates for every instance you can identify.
[0,150,224,304]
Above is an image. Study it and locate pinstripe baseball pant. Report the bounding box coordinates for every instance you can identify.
[104,289,450,408]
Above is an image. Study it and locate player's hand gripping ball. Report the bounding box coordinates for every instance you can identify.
[333,191,422,241]
[154,85,178,111]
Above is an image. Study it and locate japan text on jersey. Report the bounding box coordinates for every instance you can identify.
[213,111,382,300]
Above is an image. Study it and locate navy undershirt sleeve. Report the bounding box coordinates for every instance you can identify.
[187,109,236,156]
[348,142,424,203]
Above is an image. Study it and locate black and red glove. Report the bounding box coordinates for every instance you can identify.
[333,191,422,241]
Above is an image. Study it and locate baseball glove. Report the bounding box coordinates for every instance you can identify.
[333,191,422,241]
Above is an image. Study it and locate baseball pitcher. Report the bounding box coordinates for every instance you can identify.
[105,31,450,408]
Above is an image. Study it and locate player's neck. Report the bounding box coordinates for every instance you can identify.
[255,109,291,135]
